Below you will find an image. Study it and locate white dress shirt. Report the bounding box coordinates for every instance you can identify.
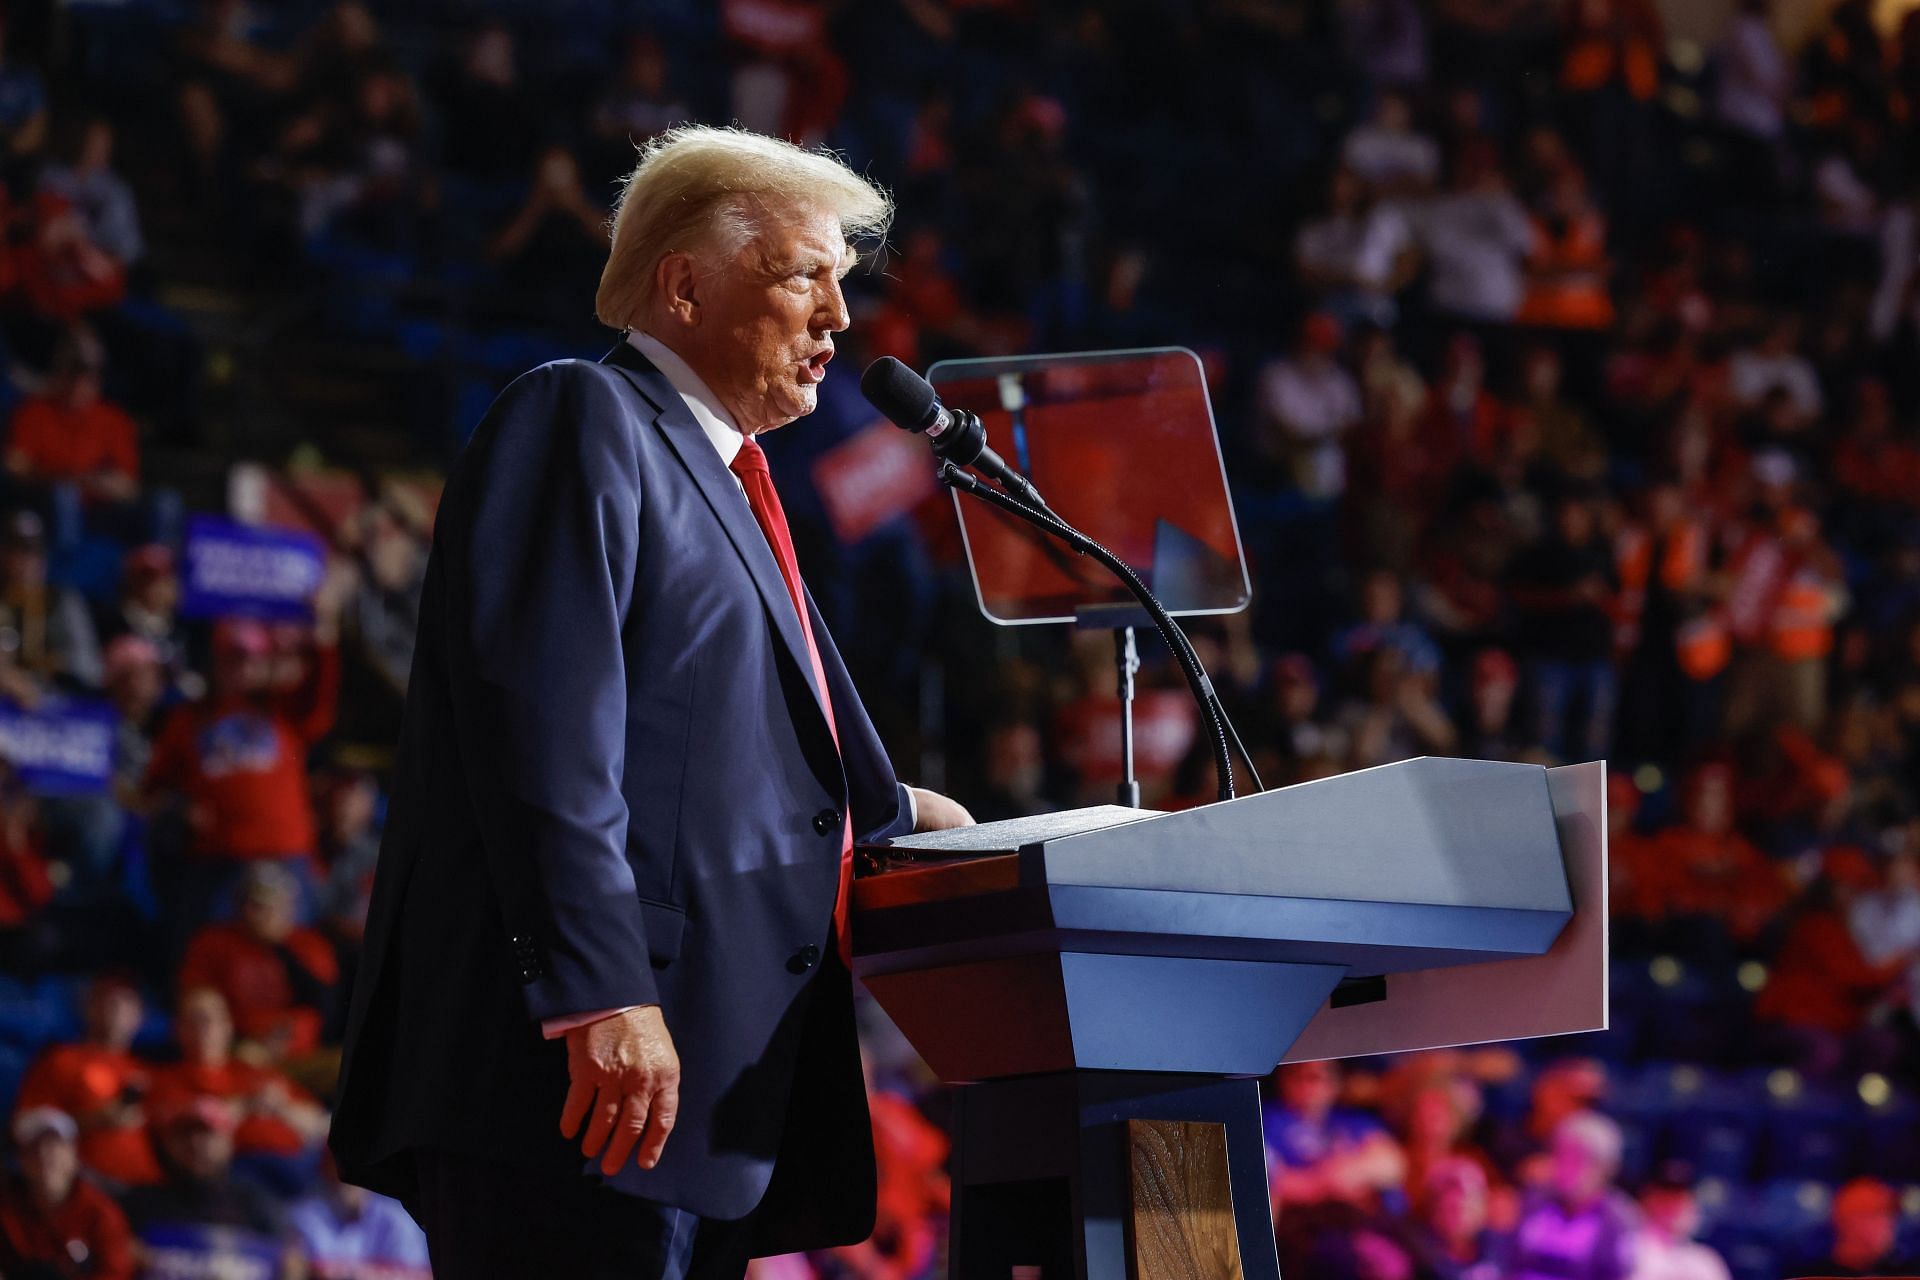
[625,329,747,474]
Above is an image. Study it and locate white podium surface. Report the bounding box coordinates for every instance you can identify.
[1279,760,1609,1063]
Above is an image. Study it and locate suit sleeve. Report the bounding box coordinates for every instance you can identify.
[445,364,658,1022]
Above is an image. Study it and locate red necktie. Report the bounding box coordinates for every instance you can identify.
[729,436,855,966]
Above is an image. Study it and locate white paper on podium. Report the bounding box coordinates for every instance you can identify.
[1279,760,1609,1063]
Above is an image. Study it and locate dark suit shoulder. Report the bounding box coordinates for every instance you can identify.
[460,358,651,469]
[490,357,640,421]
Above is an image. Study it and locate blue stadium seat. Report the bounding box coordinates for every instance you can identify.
[34,976,87,1044]
[1664,1070,1765,1180]
[50,532,137,602]
[0,1042,30,1115]
[395,318,452,362]
[1854,1094,1920,1181]
[1669,1115,1758,1182]
[1753,1178,1837,1250]
[0,975,59,1048]
[1763,1103,1858,1183]
[1714,1237,1781,1280]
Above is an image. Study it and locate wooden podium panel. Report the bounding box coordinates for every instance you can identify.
[1279,760,1608,1062]
[1127,1120,1244,1280]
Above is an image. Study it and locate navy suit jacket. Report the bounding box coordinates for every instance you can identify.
[329,341,913,1248]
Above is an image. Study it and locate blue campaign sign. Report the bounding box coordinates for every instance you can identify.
[180,516,326,622]
[0,696,117,795]
[135,1222,282,1280]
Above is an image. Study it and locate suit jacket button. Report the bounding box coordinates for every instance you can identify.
[788,943,821,974]
[812,809,841,836]
[518,965,540,984]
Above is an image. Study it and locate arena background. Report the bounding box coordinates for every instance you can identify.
[0,0,1919,1276]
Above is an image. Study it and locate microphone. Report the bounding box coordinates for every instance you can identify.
[860,357,1048,509]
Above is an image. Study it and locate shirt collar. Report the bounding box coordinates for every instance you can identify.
[626,329,745,469]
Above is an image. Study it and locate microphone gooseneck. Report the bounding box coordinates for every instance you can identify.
[937,462,1241,805]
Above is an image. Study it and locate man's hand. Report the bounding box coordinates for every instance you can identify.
[559,1005,680,1175]
[909,786,975,833]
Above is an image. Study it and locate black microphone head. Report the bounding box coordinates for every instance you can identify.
[860,357,942,434]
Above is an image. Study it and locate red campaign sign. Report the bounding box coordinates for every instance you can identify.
[1053,691,1198,785]
[809,420,940,546]
[255,468,364,543]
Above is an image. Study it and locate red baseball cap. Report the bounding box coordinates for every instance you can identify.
[124,543,175,583]
[212,618,273,659]
[155,1093,238,1135]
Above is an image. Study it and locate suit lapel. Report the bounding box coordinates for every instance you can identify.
[599,341,838,750]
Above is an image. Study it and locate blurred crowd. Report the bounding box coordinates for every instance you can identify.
[0,0,1915,1276]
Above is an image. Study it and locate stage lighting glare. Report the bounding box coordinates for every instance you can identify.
[1859,1073,1891,1107]
[1736,961,1768,992]
[1797,1182,1831,1213]
[1633,764,1663,793]
[1767,1068,1800,1100]
[1650,956,1682,986]
[1672,1065,1704,1094]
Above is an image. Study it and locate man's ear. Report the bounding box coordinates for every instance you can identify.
[656,252,699,327]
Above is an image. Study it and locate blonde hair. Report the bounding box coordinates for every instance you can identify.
[594,125,893,331]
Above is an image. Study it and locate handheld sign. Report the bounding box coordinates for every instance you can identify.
[0,696,117,795]
[180,515,326,622]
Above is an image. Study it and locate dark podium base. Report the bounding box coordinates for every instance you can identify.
[948,1072,1278,1280]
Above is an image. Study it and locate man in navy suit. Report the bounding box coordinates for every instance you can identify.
[328,125,973,1279]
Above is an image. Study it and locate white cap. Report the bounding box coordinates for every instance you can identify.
[12,1106,77,1146]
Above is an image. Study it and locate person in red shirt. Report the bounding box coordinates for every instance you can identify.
[0,1106,137,1279]
[0,757,53,934]
[13,191,126,323]
[3,325,138,500]
[145,615,339,863]
[827,1075,952,1280]
[1632,763,1792,944]
[1755,848,1915,1076]
[179,861,339,1061]
[14,975,161,1187]
[143,593,344,939]
[145,986,328,1163]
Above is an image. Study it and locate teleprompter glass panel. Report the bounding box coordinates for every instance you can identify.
[928,347,1251,626]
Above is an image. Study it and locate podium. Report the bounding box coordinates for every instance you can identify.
[852,756,1608,1280]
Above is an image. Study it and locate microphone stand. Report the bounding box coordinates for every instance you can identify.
[1114,625,1141,808]
[937,461,1238,804]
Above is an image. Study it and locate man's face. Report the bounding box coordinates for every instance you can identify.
[110,661,163,717]
[134,572,179,614]
[1641,1187,1699,1240]
[1430,1175,1487,1240]
[1279,1061,1338,1115]
[1551,1133,1612,1203]
[162,1118,233,1180]
[2,543,44,586]
[677,206,851,434]
[241,887,295,942]
[214,649,271,698]
[177,991,232,1062]
[21,1132,78,1202]
[87,983,142,1048]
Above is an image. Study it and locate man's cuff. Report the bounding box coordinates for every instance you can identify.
[904,785,919,833]
[541,1006,640,1040]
